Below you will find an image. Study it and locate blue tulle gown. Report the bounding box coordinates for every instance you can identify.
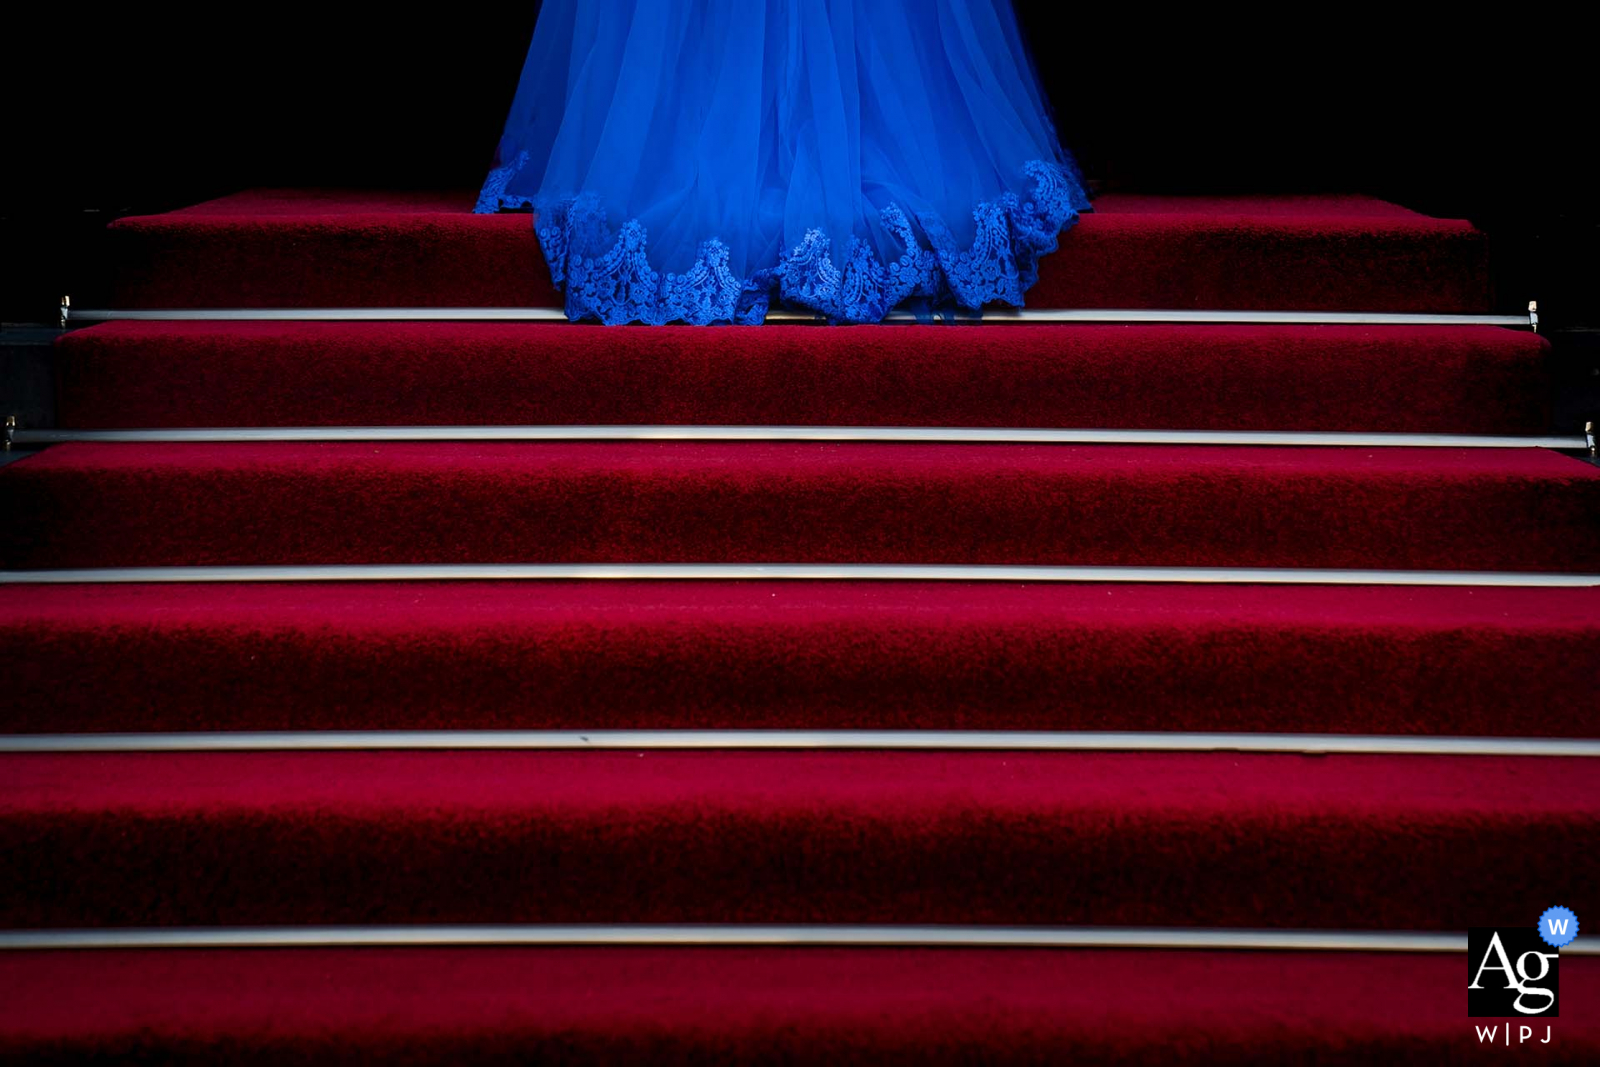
[474,0,1091,324]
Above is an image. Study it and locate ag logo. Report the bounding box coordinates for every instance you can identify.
[1468,928,1558,1017]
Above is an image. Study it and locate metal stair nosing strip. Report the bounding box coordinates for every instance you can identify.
[3,564,1597,586]
[8,425,1593,450]
[3,730,1597,757]
[3,925,1591,953]
[58,306,1538,327]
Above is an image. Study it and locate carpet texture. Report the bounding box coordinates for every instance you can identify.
[2,751,1595,929]
[105,191,1493,312]
[1,582,1596,736]
[4,178,1593,1062]
[2,948,1594,1064]
[4,442,1597,571]
[52,322,1553,434]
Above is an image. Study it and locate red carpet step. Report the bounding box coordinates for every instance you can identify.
[3,947,1594,1063]
[105,191,1492,312]
[2,582,1596,736]
[52,322,1553,434]
[3,751,1595,929]
[4,442,1596,571]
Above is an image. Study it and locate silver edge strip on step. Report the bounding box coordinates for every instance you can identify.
[4,730,1598,756]
[7,925,1589,953]
[3,564,1598,587]
[10,425,1589,449]
[61,307,1535,327]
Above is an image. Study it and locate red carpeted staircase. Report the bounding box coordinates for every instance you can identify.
[2,190,1598,1063]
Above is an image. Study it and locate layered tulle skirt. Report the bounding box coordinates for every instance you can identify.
[475,0,1091,324]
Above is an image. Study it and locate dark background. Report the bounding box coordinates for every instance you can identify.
[4,4,1595,328]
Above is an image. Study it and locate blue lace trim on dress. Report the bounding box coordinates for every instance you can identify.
[474,157,1090,325]
[475,150,536,213]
